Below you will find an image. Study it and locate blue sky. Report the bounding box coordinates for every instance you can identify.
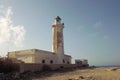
[0,0,120,66]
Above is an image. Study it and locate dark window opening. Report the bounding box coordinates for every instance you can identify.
[67,61,70,64]
[50,60,53,64]
[77,62,79,64]
[60,66,64,69]
[42,60,45,64]
[63,59,65,63]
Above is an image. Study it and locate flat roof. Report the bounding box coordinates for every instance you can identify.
[8,49,71,57]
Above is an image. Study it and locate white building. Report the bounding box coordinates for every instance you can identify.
[75,59,89,67]
[8,16,71,64]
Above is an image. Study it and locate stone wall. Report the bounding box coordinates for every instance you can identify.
[19,63,43,73]
[8,49,35,63]
[34,49,57,64]
[63,55,71,64]
[19,63,78,73]
[8,49,71,65]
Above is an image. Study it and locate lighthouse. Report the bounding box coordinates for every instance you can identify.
[52,16,64,64]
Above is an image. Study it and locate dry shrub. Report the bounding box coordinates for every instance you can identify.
[0,58,20,73]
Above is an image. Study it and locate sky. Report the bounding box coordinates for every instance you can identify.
[0,0,120,66]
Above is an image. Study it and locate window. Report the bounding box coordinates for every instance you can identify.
[42,60,45,64]
[63,59,65,63]
[60,66,64,69]
[67,61,70,64]
[50,60,53,64]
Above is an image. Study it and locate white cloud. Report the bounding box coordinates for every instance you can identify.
[0,7,25,56]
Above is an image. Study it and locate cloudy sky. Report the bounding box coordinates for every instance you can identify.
[0,0,120,66]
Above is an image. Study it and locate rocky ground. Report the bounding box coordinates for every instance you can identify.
[0,67,120,80]
[31,67,120,80]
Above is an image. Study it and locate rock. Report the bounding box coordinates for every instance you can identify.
[79,76,84,79]
[68,78,73,80]
[68,77,80,80]
[111,68,118,71]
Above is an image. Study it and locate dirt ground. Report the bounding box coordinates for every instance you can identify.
[31,67,120,80]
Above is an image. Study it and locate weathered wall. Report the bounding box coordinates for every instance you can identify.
[75,59,88,65]
[63,55,72,64]
[19,63,78,73]
[34,49,71,64]
[34,49,57,64]
[19,63,43,73]
[35,49,71,64]
[52,16,65,64]
[8,49,71,64]
[8,49,35,63]
[48,64,77,70]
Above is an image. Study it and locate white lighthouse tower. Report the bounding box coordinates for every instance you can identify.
[52,16,64,64]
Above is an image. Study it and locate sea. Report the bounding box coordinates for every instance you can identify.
[96,65,120,68]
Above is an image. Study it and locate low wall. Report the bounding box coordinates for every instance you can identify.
[19,63,43,73]
[19,63,79,73]
[48,64,78,70]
